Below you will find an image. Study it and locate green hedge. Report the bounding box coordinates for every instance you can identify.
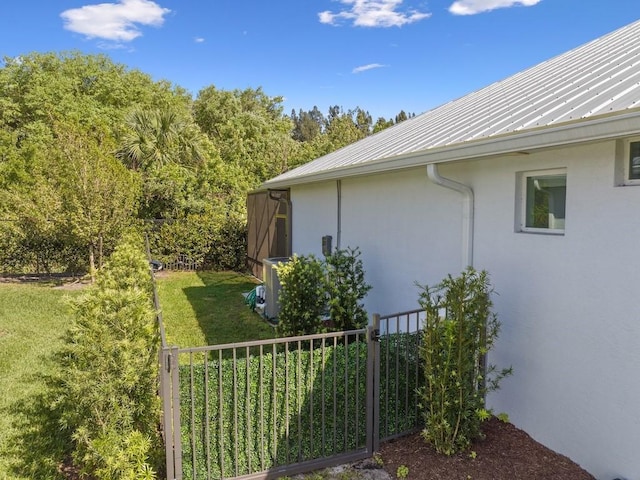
[145,213,247,272]
[56,232,161,479]
[179,334,422,479]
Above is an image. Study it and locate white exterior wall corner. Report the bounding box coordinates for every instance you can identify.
[453,141,640,480]
[289,140,640,479]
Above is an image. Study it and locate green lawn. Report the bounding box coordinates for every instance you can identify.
[156,270,276,348]
[0,281,80,480]
[0,270,273,479]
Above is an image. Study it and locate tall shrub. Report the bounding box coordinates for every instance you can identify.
[276,248,372,336]
[418,268,512,455]
[275,254,327,336]
[56,233,161,479]
[325,247,371,331]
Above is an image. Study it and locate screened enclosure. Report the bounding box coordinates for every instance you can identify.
[246,189,291,280]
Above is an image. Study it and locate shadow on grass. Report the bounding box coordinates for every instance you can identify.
[182,271,276,347]
[3,371,71,480]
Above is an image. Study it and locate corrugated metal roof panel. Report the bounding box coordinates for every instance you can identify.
[264,20,640,187]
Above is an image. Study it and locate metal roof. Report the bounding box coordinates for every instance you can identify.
[264,19,640,188]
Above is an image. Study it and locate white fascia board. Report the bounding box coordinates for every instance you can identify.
[261,110,640,189]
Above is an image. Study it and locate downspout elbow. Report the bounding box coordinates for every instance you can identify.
[426,163,474,269]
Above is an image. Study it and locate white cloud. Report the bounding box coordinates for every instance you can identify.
[352,63,387,73]
[449,0,541,15]
[194,37,205,43]
[319,0,431,28]
[61,0,170,42]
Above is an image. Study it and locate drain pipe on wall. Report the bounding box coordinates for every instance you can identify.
[426,163,474,269]
[336,179,342,250]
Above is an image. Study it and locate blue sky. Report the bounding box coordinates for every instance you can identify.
[1,0,639,120]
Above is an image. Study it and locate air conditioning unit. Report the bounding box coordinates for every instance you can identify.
[262,257,290,320]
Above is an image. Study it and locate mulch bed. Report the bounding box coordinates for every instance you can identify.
[378,417,595,480]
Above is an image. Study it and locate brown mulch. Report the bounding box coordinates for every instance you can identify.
[378,418,595,480]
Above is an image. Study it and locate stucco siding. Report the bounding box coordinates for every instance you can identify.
[341,171,464,316]
[290,182,338,257]
[289,139,640,479]
[292,168,463,316]
[459,141,639,480]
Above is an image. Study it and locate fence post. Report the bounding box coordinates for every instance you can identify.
[160,346,182,480]
[367,314,381,453]
[170,346,182,479]
[160,347,175,479]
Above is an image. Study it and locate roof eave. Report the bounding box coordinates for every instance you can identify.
[261,110,640,190]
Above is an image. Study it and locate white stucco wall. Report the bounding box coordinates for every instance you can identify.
[290,181,338,258]
[289,139,640,479]
[464,141,640,480]
[291,168,463,316]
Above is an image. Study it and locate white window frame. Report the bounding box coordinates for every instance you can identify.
[624,138,640,185]
[517,168,567,235]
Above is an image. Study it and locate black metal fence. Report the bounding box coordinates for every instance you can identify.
[160,254,201,271]
[158,310,424,480]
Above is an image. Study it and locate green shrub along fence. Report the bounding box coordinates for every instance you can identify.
[160,310,424,480]
[181,340,368,479]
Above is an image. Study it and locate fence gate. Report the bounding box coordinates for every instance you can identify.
[160,310,424,480]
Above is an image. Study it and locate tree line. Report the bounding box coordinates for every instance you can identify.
[0,51,414,275]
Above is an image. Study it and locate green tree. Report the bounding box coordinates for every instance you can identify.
[117,108,207,172]
[354,107,373,136]
[325,247,372,331]
[291,106,325,142]
[373,116,395,133]
[325,106,367,150]
[0,51,193,272]
[116,107,214,219]
[395,110,416,123]
[0,172,70,273]
[276,255,328,336]
[53,121,138,278]
[194,86,298,184]
[0,128,80,272]
[0,51,191,139]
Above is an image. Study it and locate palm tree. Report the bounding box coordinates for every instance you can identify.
[116,107,211,219]
[117,108,207,171]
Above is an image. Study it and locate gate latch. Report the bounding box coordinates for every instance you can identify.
[369,328,380,343]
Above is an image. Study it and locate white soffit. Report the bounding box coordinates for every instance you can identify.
[264,19,640,189]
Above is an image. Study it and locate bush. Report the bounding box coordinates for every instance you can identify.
[275,254,327,336]
[56,233,161,479]
[418,268,512,455]
[205,214,247,271]
[325,247,371,331]
[276,248,372,336]
[181,335,419,479]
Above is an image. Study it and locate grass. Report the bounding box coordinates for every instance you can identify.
[0,281,80,480]
[156,270,276,348]
[0,270,280,479]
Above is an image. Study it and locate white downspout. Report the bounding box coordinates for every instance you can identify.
[426,163,474,269]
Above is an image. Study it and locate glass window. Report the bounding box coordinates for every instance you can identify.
[521,170,566,233]
[629,141,640,180]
